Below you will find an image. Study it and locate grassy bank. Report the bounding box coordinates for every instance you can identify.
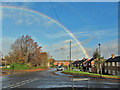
[62,69,120,79]
[2,63,47,70]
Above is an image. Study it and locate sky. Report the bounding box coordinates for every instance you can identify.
[1,2,118,60]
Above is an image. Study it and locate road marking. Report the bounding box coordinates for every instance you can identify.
[3,78,39,88]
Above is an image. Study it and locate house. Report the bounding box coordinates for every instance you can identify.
[104,54,120,76]
[86,58,96,73]
[72,58,87,69]
[83,58,90,72]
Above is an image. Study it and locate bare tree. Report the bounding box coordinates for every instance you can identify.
[6,35,49,67]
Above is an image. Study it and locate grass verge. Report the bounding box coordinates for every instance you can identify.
[63,69,120,79]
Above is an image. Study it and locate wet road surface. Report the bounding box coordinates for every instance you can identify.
[1,68,120,89]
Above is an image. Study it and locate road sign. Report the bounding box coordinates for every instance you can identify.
[72,78,90,81]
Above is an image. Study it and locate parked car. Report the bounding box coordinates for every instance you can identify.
[57,66,64,71]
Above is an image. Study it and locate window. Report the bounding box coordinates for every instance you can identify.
[117,62,119,66]
[105,69,107,73]
[112,62,115,66]
[108,70,111,74]
[112,70,116,75]
[117,62,120,67]
[89,68,91,72]
[117,71,120,76]
[108,62,110,66]
[105,63,107,66]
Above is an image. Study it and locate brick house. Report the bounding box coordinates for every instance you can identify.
[104,54,120,76]
[72,58,87,70]
[86,58,97,73]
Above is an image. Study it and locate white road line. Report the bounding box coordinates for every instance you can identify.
[3,78,38,88]
[9,78,38,88]
[20,82,26,85]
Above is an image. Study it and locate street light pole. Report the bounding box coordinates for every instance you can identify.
[98,43,101,55]
[98,43,102,77]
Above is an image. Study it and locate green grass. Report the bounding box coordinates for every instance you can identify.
[2,63,47,70]
[63,69,119,78]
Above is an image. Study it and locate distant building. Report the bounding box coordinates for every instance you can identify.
[86,58,96,73]
[104,54,120,76]
[83,58,90,72]
[72,58,87,71]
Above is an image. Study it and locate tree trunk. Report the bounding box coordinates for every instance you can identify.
[100,64,102,77]
[97,68,99,74]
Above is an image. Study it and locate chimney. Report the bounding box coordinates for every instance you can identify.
[83,57,85,60]
[112,54,115,58]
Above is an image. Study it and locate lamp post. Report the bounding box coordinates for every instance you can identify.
[98,43,102,77]
[98,43,101,54]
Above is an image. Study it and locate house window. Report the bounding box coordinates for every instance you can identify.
[108,62,110,66]
[105,63,107,66]
[116,62,119,66]
[117,62,119,66]
[89,68,91,72]
[112,70,116,75]
[117,71,120,76]
[108,70,111,74]
[112,62,115,66]
[105,69,107,73]
[117,62,120,67]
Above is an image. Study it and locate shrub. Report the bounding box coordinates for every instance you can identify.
[9,63,29,70]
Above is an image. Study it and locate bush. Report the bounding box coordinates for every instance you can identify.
[9,63,30,70]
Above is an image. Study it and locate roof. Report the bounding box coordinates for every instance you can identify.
[106,56,120,62]
[72,59,87,64]
[78,59,87,64]
[87,58,94,63]
[72,61,78,64]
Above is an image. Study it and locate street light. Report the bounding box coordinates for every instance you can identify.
[98,43,101,54]
[98,43,102,77]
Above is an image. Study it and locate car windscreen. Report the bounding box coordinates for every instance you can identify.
[58,66,62,68]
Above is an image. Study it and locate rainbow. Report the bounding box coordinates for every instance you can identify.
[2,6,89,59]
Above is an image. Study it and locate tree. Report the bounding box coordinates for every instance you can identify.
[6,35,48,67]
[48,57,55,67]
[93,48,104,75]
[93,48,100,59]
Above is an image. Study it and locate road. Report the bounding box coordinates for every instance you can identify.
[1,68,120,89]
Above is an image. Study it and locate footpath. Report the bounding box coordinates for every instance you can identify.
[1,68,49,76]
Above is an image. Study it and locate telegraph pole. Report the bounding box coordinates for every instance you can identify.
[61,48,63,60]
[69,40,71,70]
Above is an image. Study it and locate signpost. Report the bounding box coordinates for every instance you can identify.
[71,67,90,89]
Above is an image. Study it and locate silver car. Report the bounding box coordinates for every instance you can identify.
[57,66,64,71]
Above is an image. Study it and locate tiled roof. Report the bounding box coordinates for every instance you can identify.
[106,56,120,62]
[72,59,87,64]
[86,58,94,63]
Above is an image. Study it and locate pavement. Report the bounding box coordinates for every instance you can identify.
[1,68,120,89]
